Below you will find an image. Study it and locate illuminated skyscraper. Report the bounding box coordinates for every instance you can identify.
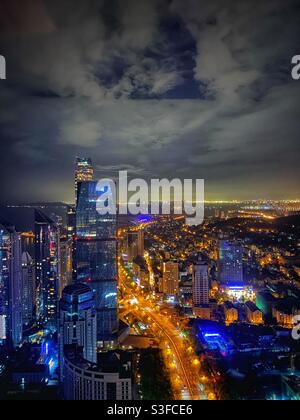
[218,240,243,286]
[76,181,118,347]
[75,158,94,205]
[35,210,59,331]
[162,261,179,296]
[22,252,35,326]
[58,236,73,298]
[59,283,97,380]
[0,207,59,332]
[0,222,23,348]
[67,206,76,240]
[192,260,209,306]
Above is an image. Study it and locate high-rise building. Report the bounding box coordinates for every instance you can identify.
[126,230,144,262]
[59,283,97,380]
[21,252,35,327]
[73,158,94,283]
[58,236,72,298]
[35,211,59,331]
[66,205,76,282]
[75,158,94,205]
[162,261,179,296]
[0,222,23,348]
[0,207,59,332]
[193,260,209,306]
[132,257,150,290]
[76,181,118,347]
[0,315,5,344]
[67,206,76,240]
[218,240,243,285]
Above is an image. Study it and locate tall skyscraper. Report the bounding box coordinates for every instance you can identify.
[126,230,144,262]
[0,222,23,348]
[73,158,94,284]
[35,210,59,331]
[162,261,179,296]
[0,207,59,332]
[59,283,97,380]
[193,260,209,306]
[76,181,118,347]
[75,158,94,205]
[58,236,72,298]
[21,252,35,327]
[218,240,243,285]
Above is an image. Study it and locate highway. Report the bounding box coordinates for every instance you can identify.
[119,259,208,400]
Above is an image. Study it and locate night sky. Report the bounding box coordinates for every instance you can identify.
[0,0,300,203]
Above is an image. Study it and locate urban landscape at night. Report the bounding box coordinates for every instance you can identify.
[0,158,300,401]
[1,0,300,407]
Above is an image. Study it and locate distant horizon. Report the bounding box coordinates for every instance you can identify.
[3,198,300,207]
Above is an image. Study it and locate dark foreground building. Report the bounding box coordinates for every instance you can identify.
[63,345,132,400]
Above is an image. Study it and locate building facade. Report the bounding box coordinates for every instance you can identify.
[245,301,263,325]
[76,181,118,346]
[35,210,59,331]
[162,261,179,296]
[59,283,97,380]
[193,260,209,306]
[58,236,73,298]
[0,222,23,348]
[224,301,239,324]
[63,346,132,401]
[22,252,35,327]
[218,240,244,285]
[75,157,94,205]
[0,208,59,333]
[126,230,144,262]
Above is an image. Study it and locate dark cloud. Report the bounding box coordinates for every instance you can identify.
[0,0,299,203]
[0,0,56,38]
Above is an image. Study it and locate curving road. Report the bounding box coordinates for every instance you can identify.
[120,273,202,399]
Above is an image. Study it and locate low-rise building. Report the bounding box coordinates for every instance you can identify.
[245,301,263,325]
[63,346,133,401]
[193,305,211,320]
[224,302,238,324]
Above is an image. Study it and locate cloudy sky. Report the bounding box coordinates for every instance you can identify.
[0,0,300,203]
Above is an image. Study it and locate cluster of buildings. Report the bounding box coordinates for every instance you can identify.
[0,209,59,348]
[1,157,300,401]
[0,158,132,400]
[256,285,300,328]
[121,224,265,329]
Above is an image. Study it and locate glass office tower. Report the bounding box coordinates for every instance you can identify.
[218,240,244,285]
[76,181,118,347]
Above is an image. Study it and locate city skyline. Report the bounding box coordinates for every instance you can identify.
[0,0,300,203]
[0,0,300,404]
